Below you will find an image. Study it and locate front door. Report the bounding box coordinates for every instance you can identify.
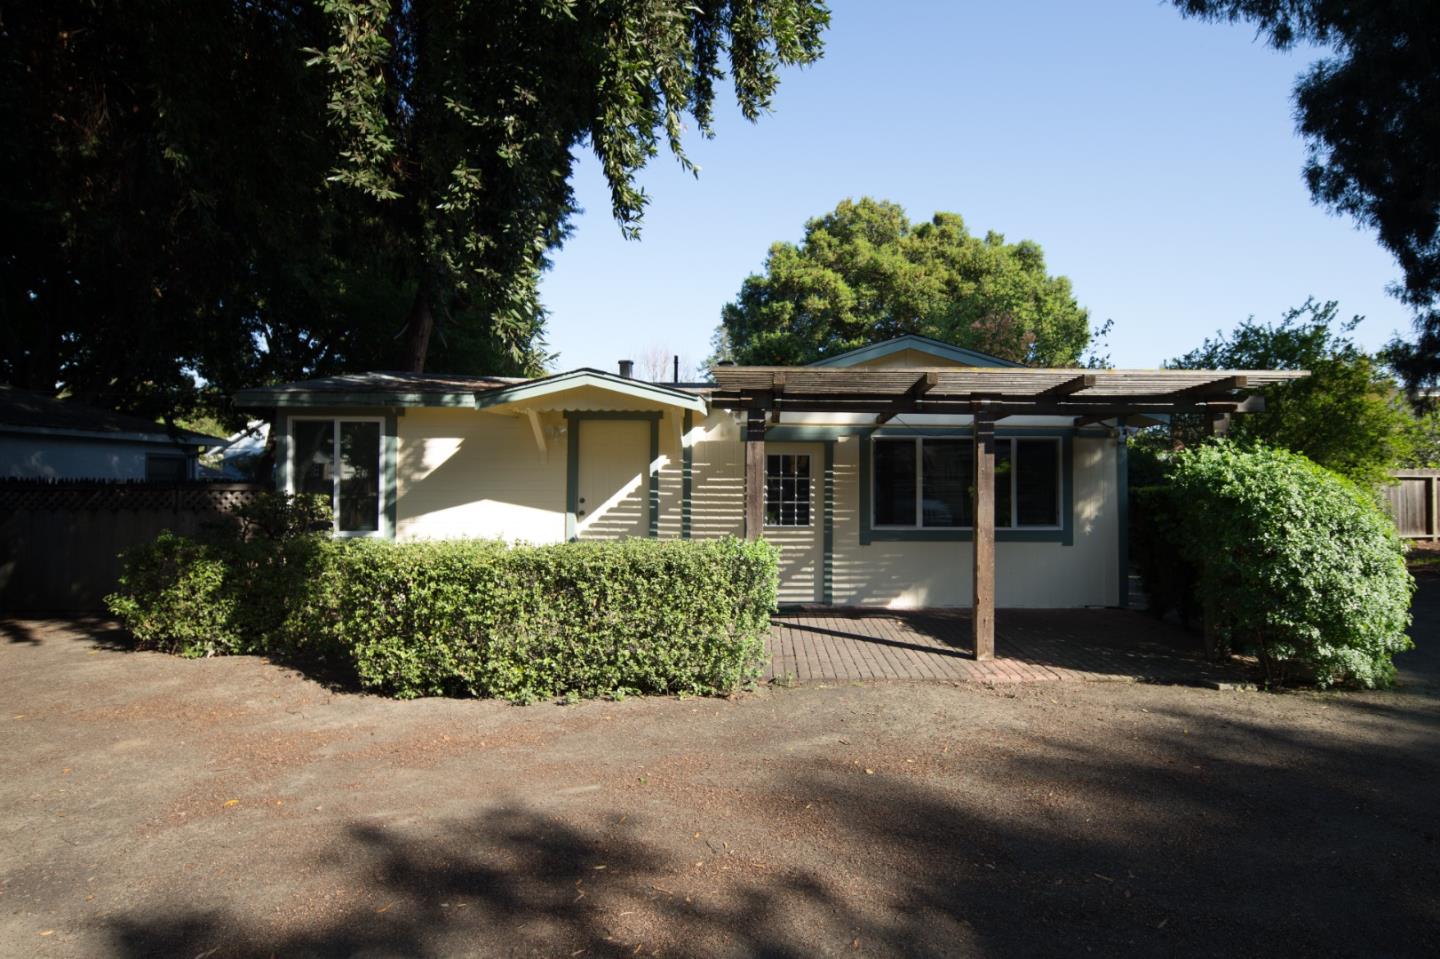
[765,442,824,604]
[576,419,650,540]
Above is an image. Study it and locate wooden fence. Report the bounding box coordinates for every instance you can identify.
[0,482,267,614]
[1384,470,1440,540]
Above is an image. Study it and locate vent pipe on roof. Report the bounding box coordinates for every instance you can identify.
[618,359,634,379]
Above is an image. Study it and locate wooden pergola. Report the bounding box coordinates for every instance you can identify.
[709,365,1307,660]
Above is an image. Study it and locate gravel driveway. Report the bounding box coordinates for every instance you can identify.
[1,573,1437,958]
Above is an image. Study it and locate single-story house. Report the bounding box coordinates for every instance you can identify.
[235,335,1303,657]
[0,386,223,481]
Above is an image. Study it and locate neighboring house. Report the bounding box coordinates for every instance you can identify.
[206,420,271,479]
[235,335,1302,629]
[0,386,222,481]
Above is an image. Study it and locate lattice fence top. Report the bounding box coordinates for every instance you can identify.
[0,482,267,513]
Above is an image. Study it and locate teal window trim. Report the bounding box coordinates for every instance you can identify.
[858,428,1074,545]
[1116,417,1129,608]
[681,410,694,539]
[564,410,664,542]
[822,439,835,604]
[278,407,397,539]
[765,424,1107,442]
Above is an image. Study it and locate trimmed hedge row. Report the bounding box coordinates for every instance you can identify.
[1132,441,1414,687]
[107,507,779,702]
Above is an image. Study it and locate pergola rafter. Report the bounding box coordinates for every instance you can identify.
[711,363,1307,662]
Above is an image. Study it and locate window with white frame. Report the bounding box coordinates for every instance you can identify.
[872,436,1061,529]
[765,453,812,527]
[290,418,383,535]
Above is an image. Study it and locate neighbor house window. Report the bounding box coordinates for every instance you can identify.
[144,454,187,482]
[765,453,812,527]
[289,418,383,535]
[872,436,1060,529]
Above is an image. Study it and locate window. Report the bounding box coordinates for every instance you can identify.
[290,418,383,535]
[765,454,812,527]
[145,454,187,482]
[872,436,1061,529]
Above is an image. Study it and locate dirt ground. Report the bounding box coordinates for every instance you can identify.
[2,575,1438,958]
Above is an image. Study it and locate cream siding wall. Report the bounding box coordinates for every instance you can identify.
[396,408,567,542]
[687,411,745,539]
[393,404,1120,609]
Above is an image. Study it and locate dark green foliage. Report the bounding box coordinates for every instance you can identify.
[108,525,780,702]
[302,538,779,701]
[3,2,827,422]
[715,198,1092,367]
[1142,441,1414,687]
[1168,299,1417,487]
[1170,2,1440,392]
[107,493,333,657]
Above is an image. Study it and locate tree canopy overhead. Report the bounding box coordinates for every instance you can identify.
[1167,298,1417,487]
[1,1,829,424]
[1170,1,1440,391]
[715,198,1092,367]
[313,0,830,373]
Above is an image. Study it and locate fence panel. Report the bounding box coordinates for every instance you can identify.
[1384,471,1439,540]
[0,483,267,614]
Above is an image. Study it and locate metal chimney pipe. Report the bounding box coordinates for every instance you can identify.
[618,359,634,379]
[673,355,680,384]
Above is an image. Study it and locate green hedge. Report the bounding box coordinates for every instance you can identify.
[107,501,779,702]
[1149,441,1414,687]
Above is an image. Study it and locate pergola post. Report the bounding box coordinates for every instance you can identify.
[972,408,996,660]
[744,408,766,540]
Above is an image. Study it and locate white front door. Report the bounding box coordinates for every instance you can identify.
[576,419,650,540]
[764,442,824,604]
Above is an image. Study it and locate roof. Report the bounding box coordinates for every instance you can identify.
[807,334,1023,368]
[0,386,223,447]
[234,368,708,415]
[708,366,1309,421]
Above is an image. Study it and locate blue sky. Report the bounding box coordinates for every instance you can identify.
[537,0,1411,375]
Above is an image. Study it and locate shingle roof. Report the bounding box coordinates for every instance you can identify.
[0,386,223,446]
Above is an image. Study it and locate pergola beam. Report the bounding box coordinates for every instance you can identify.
[1173,374,1248,400]
[1038,373,1096,398]
[876,372,940,423]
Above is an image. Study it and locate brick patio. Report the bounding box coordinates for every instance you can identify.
[768,608,1251,686]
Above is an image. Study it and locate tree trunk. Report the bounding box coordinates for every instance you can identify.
[401,281,435,373]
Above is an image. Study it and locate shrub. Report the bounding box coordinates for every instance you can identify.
[105,531,245,657]
[1164,442,1414,687]
[106,492,331,657]
[307,537,779,701]
[108,523,780,702]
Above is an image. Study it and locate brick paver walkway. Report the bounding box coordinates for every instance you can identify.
[768,608,1251,686]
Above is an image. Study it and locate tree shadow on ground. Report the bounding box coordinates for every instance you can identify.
[103,692,1440,959]
[0,619,40,644]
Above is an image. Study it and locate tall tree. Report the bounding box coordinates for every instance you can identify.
[312,0,830,373]
[1,1,828,423]
[1170,2,1440,391]
[716,198,1092,366]
[1168,298,1417,487]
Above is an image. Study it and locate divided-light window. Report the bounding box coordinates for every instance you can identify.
[872,436,1061,529]
[289,418,383,535]
[765,453,812,527]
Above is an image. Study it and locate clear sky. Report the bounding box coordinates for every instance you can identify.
[537,0,1411,376]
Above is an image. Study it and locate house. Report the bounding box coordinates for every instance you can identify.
[235,335,1303,657]
[0,386,223,481]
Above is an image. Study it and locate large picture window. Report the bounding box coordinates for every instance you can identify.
[872,436,1061,530]
[290,418,383,535]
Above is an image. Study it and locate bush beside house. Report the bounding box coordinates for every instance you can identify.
[107,496,779,702]
[1134,441,1414,688]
